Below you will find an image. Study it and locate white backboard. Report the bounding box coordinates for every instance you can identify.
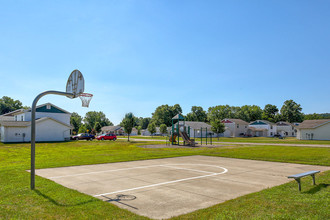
[66,69,85,98]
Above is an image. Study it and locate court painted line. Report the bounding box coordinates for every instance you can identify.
[48,165,163,179]
[160,165,217,174]
[93,164,228,197]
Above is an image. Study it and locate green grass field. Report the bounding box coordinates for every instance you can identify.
[120,135,330,145]
[0,140,329,219]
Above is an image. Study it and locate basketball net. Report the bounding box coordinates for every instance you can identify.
[79,93,93,107]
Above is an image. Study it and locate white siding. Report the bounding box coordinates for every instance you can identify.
[297,122,330,140]
[5,126,28,142]
[2,119,71,142]
[277,125,296,137]
[0,126,5,142]
[24,112,70,125]
[249,124,277,137]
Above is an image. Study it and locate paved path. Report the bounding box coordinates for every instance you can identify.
[36,156,330,219]
[118,138,330,148]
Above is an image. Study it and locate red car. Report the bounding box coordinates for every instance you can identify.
[97,133,117,141]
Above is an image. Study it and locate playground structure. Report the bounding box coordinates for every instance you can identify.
[168,114,214,146]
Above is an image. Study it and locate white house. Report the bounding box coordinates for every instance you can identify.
[276,121,296,137]
[101,126,138,136]
[0,103,72,143]
[247,120,277,137]
[141,127,162,136]
[296,119,330,140]
[173,121,216,138]
[101,126,125,135]
[221,119,249,137]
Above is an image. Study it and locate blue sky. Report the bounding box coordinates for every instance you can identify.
[1,1,330,125]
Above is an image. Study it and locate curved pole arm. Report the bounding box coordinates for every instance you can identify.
[31,91,74,190]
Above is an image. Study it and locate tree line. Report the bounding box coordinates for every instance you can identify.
[2,96,330,137]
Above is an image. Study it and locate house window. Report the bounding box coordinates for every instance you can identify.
[245,125,247,128]
[270,125,273,129]
[46,104,51,109]
[270,132,273,136]
[292,132,294,136]
[21,116,24,121]
[15,116,17,121]
[237,124,239,128]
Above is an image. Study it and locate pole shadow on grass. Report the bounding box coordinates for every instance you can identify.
[34,189,97,207]
[303,183,329,194]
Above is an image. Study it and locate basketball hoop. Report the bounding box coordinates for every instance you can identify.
[79,93,93,107]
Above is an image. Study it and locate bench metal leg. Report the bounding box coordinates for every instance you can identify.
[312,174,316,185]
[295,178,301,191]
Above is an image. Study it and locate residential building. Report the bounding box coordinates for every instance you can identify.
[296,119,330,140]
[101,126,124,135]
[276,121,296,137]
[173,121,216,138]
[247,120,277,137]
[221,119,249,137]
[0,103,72,143]
[101,126,138,136]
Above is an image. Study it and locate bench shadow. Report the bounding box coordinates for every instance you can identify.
[303,183,329,194]
[34,189,96,207]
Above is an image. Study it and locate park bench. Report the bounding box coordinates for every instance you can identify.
[288,170,320,191]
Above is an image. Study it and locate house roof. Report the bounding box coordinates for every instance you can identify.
[249,120,275,126]
[296,119,330,129]
[1,109,25,116]
[0,117,72,128]
[248,127,268,131]
[172,114,185,120]
[276,121,294,127]
[101,125,122,132]
[2,103,71,116]
[0,121,30,127]
[176,121,212,129]
[222,118,249,125]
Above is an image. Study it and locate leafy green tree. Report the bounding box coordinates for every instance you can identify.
[207,105,234,121]
[147,122,157,136]
[122,112,135,141]
[78,124,87,133]
[280,100,303,123]
[151,104,182,126]
[137,126,142,135]
[304,113,330,120]
[94,122,102,134]
[83,111,113,131]
[236,105,263,122]
[159,124,167,135]
[70,112,82,134]
[210,119,225,140]
[186,106,207,122]
[0,96,24,114]
[139,117,151,129]
[262,104,279,122]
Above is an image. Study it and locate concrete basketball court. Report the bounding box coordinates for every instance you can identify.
[36,156,329,219]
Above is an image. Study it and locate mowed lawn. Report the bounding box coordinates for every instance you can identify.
[0,140,329,219]
[120,135,330,145]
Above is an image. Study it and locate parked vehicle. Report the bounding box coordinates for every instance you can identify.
[97,133,117,141]
[71,133,95,141]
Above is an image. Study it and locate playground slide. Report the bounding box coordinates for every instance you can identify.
[179,131,196,146]
[169,134,177,143]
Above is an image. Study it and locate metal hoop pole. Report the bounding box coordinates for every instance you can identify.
[31,90,74,190]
